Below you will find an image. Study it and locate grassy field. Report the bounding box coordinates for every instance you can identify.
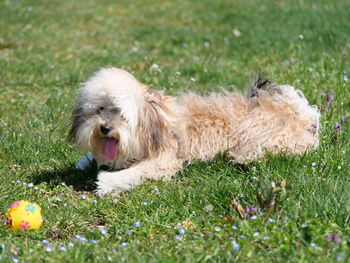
[1,0,350,262]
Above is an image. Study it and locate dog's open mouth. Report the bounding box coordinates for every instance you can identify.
[102,137,118,160]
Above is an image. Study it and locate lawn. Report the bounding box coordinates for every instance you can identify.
[0,0,350,262]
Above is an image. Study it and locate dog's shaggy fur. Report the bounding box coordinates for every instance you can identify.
[69,67,320,196]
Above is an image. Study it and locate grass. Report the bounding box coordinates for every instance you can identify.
[0,0,350,262]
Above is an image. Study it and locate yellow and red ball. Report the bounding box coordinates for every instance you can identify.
[5,200,43,230]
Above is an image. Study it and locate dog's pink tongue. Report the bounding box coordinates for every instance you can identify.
[102,138,117,160]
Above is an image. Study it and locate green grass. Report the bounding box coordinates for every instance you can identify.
[1,0,350,262]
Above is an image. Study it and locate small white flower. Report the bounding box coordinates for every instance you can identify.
[101,228,108,235]
[175,235,182,240]
[232,28,242,37]
[61,182,66,186]
[56,197,62,202]
[135,221,141,228]
[310,243,317,247]
[142,201,148,206]
[182,42,187,48]
[81,194,87,200]
[299,34,304,39]
[214,227,221,232]
[12,257,19,263]
[178,228,186,235]
[120,242,128,247]
[16,180,21,183]
[268,218,276,223]
[60,246,67,252]
[337,253,344,261]
[154,187,161,195]
[34,186,39,190]
[232,240,240,251]
[204,41,210,47]
[338,166,342,169]
[190,77,196,82]
[91,240,97,244]
[312,162,317,167]
[231,225,238,230]
[42,240,49,244]
[239,235,246,239]
[74,234,81,239]
[45,246,53,252]
[150,64,161,72]
[67,242,74,247]
[92,200,98,203]
[308,68,314,72]
[11,181,15,184]
[263,236,270,240]
[204,204,214,212]
[250,215,257,220]
[253,232,260,237]
[27,183,34,187]
[79,237,87,244]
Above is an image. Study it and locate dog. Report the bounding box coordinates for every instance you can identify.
[69,67,320,196]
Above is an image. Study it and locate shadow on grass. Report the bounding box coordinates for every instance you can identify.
[31,162,99,192]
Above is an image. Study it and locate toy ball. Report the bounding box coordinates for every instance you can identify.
[5,200,43,230]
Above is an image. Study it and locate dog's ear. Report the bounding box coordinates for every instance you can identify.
[68,100,84,143]
[137,87,173,158]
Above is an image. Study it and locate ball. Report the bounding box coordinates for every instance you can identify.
[5,200,43,230]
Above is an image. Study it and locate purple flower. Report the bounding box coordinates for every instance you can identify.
[327,233,341,243]
[334,123,343,132]
[325,90,334,106]
[341,116,349,122]
[244,205,258,218]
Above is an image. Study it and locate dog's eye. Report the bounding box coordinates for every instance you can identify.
[97,106,105,113]
[110,108,119,114]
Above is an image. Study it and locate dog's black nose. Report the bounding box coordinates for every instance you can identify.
[100,124,112,135]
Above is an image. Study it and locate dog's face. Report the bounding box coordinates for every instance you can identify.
[69,68,172,168]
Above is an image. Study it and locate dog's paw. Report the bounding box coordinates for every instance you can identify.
[95,172,125,197]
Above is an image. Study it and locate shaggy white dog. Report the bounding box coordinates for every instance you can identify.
[69,67,320,196]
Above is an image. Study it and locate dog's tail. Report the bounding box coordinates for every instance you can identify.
[249,72,321,138]
[249,72,281,99]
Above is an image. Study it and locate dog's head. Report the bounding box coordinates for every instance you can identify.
[69,67,174,168]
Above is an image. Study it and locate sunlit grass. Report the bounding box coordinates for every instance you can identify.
[0,0,349,262]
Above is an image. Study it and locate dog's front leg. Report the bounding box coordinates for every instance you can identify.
[96,154,183,196]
